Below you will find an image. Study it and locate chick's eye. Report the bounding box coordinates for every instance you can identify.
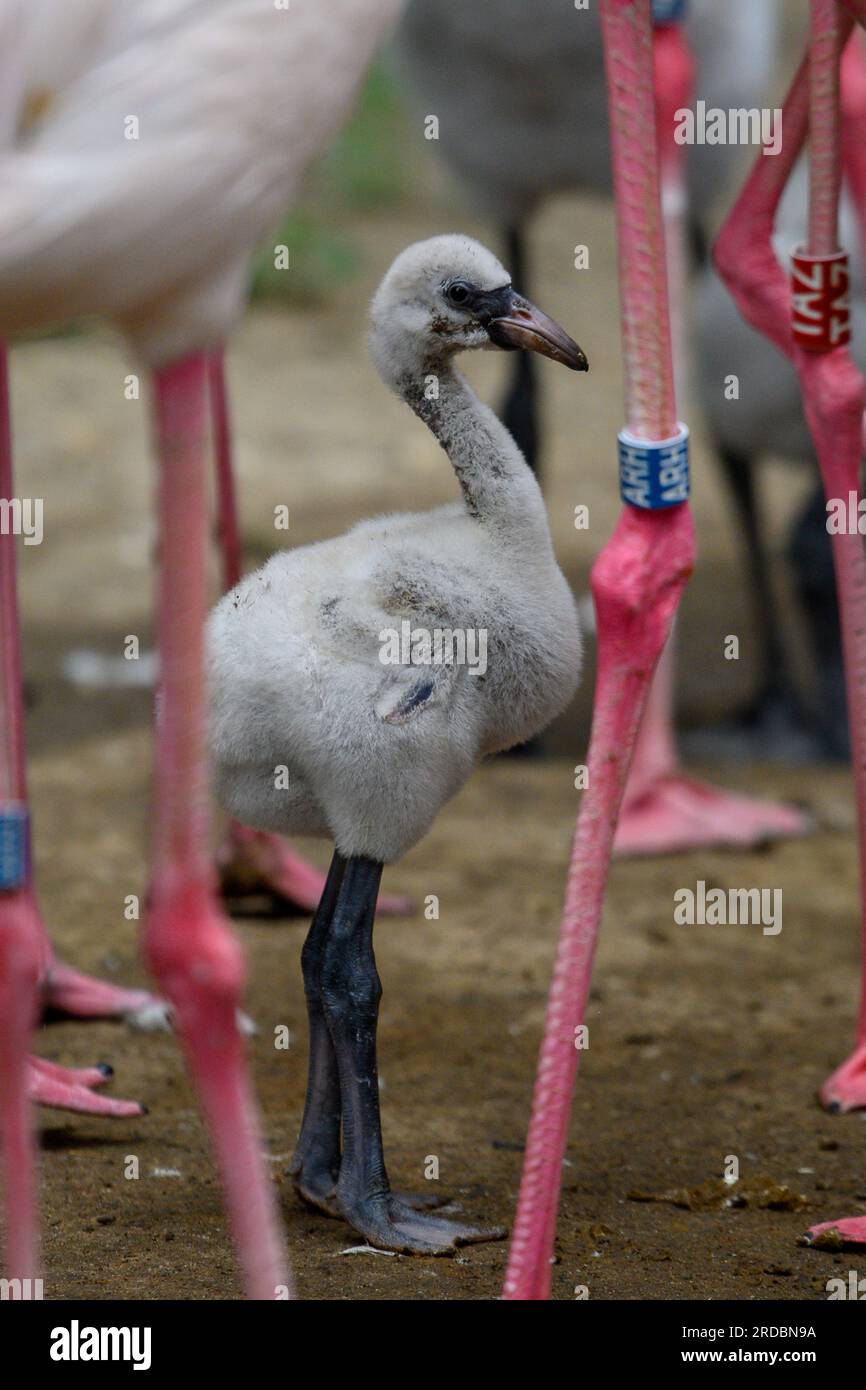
[445,281,471,307]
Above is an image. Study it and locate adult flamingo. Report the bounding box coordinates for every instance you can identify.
[0,0,404,1297]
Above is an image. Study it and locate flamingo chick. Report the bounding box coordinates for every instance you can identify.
[208,235,586,1253]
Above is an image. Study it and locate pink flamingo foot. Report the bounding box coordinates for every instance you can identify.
[613,774,812,856]
[820,1043,866,1113]
[147,882,288,1298]
[217,821,411,916]
[803,1216,866,1249]
[42,960,167,1026]
[10,884,168,1026]
[27,1055,144,1117]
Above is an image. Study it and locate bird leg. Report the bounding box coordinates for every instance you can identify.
[841,23,866,266]
[808,4,866,1129]
[0,632,44,1278]
[288,851,346,1209]
[768,27,866,769]
[0,886,41,1283]
[716,5,866,1126]
[144,351,291,1298]
[713,0,866,1245]
[505,509,694,1299]
[289,850,447,1219]
[206,351,410,918]
[0,343,145,1284]
[208,348,243,595]
[0,347,157,1029]
[630,12,811,820]
[504,0,696,1301]
[315,854,503,1253]
[613,11,811,853]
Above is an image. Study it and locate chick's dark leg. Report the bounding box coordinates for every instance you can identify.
[290,850,447,1219]
[323,855,505,1254]
[288,851,347,1211]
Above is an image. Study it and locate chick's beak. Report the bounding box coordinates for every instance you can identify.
[488,292,588,371]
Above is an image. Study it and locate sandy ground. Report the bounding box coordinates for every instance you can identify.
[6,192,866,1300]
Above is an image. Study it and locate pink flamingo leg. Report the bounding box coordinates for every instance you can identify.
[1,347,157,1034]
[0,342,41,1280]
[0,349,163,1028]
[840,27,866,259]
[711,0,866,1245]
[0,904,39,1283]
[811,10,866,1124]
[614,14,811,858]
[145,352,291,1298]
[503,0,695,1299]
[1,362,161,1028]
[817,18,866,1131]
[0,342,146,1281]
[209,349,244,595]
[207,349,410,917]
[716,5,866,1130]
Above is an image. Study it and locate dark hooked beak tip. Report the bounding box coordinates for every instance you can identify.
[488,294,588,372]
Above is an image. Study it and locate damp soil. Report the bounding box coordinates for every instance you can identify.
[7,196,866,1300]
